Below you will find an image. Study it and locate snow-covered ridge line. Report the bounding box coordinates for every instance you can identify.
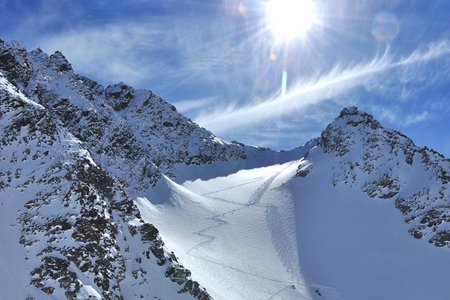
[0,71,44,109]
[0,38,278,196]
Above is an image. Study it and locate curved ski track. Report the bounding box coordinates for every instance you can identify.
[186,163,308,299]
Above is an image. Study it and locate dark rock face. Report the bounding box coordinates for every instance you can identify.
[49,51,73,73]
[180,280,211,300]
[31,256,81,299]
[0,39,31,89]
[105,82,135,111]
[363,174,400,199]
[0,40,212,299]
[138,223,210,298]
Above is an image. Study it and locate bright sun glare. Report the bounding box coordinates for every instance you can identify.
[265,0,317,42]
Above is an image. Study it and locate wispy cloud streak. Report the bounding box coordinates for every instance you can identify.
[174,97,219,114]
[196,39,450,134]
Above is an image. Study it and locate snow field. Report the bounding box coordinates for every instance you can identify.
[138,161,312,300]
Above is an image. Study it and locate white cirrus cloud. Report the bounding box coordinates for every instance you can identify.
[35,17,268,99]
[194,39,450,135]
[403,111,432,126]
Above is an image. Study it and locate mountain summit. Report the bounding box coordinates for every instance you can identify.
[1,39,450,300]
[319,106,450,247]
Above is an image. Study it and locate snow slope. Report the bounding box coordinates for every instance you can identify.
[137,161,313,300]
[293,147,450,300]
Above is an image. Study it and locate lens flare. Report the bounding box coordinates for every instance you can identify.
[281,71,288,96]
[238,3,249,17]
[372,13,400,43]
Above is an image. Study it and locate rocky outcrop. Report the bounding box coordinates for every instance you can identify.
[0,39,31,89]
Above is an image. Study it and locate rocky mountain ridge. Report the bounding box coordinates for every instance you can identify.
[1,39,214,299]
[303,106,450,248]
[0,39,264,197]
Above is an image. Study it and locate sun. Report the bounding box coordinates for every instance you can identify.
[265,0,317,42]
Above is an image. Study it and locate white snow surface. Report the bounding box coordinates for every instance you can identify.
[137,146,450,300]
[0,72,44,109]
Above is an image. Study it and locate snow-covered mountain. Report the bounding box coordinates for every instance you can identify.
[0,42,212,299]
[1,39,450,300]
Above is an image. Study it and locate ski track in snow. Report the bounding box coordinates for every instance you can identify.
[200,176,267,196]
[266,204,300,280]
[245,175,278,206]
[187,163,306,299]
[267,284,296,300]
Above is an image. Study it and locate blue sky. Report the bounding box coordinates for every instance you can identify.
[1,0,449,156]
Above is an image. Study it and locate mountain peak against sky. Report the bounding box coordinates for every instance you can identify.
[311,105,450,248]
[338,106,379,120]
[321,105,412,155]
[333,106,383,130]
